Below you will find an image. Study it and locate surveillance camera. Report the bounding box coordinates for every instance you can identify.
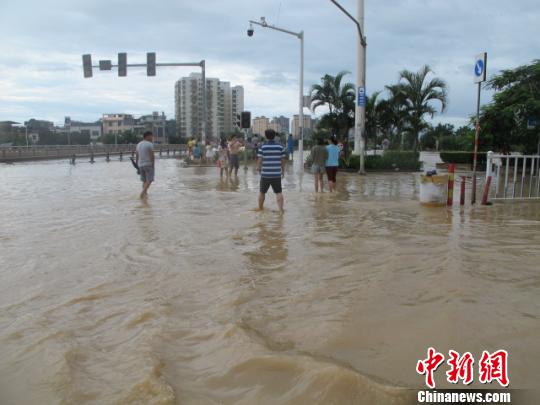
[247,25,254,37]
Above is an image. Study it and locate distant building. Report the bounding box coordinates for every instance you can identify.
[269,115,290,135]
[252,116,270,137]
[292,114,314,139]
[101,114,136,136]
[138,112,166,143]
[232,86,244,131]
[175,73,244,141]
[58,117,102,141]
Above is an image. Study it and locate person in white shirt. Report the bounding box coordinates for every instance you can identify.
[135,131,155,198]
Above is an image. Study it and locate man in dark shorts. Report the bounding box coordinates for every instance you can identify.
[257,129,286,212]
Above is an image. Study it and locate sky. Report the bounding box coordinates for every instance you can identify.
[0,0,538,128]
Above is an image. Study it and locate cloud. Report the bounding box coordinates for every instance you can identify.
[0,0,539,125]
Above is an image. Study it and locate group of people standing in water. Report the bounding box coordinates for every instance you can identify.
[136,129,343,208]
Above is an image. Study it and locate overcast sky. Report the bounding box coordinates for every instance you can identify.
[0,0,538,127]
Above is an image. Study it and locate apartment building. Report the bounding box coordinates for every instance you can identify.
[252,116,270,136]
[292,114,314,139]
[175,73,244,140]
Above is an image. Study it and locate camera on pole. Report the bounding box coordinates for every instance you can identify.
[147,52,156,76]
[241,111,251,129]
[82,54,93,78]
[118,53,127,77]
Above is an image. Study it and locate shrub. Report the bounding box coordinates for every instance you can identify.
[440,152,487,166]
[340,151,421,171]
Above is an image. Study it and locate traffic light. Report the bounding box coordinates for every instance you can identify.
[82,54,92,78]
[147,52,156,76]
[241,111,251,129]
[99,60,112,70]
[118,53,127,77]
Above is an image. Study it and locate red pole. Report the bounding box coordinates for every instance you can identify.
[460,176,466,206]
[447,164,455,206]
[481,175,492,205]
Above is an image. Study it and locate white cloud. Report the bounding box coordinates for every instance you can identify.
[0,0,538,125]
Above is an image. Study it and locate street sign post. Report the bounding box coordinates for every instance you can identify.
[472,52,487,204]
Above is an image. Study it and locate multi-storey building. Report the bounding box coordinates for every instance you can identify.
[175,73,244,141]
[252,116,270,137]
[101,114,136,136]
[138,112,167,143]
[58,117,102,141]
[231,86,244,131]
[269,115,290,135]
[292,114,314,139]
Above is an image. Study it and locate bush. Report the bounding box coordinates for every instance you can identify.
[340,151,421,171]
[440,152,487,166]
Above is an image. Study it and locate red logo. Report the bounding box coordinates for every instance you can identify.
[417,348,509,388]
[446,350,474,385]
[479,350,509,387]
[416,347,445,389]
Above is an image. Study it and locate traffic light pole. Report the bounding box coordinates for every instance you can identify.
[329,0,367,175]
[82,54,207,143]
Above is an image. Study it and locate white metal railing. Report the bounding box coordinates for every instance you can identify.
[486,151,540,200]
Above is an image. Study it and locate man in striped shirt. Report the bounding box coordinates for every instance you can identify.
[257,129,286,212]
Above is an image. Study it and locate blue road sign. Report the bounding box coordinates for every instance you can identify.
[475,60,484,76]
[357,87,366,107]
[474,53,487,83]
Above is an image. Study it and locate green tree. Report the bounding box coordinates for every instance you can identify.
[422,123,454,150]
[394,65,448,150]
[365,91,386,148]
[310,71,355,139]
[380,84,410,149]
[480,60,540,153]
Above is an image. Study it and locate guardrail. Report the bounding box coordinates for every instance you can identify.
[0,144,187,162]
[486,152,540,200]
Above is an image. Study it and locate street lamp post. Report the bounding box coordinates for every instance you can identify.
[247,17,305,170]
[329,0,367,174]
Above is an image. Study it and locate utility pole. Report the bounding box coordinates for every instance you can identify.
[329,0,367,174]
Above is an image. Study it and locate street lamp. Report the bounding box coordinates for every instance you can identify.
[247,17,305,170]
[329,0,367,175]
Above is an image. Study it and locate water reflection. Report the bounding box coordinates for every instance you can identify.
[243,214,288,274]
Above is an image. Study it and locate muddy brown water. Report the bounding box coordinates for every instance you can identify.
[0,158,538,404]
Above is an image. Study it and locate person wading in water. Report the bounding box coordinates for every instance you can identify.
[135,131,155,198]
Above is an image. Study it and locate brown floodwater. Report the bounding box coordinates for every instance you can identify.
[0,157,539,404]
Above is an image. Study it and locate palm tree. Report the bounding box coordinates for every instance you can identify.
[310,71,356,138]
[365,91,385,148]
[382,84,410,149]
[394,65,448,150]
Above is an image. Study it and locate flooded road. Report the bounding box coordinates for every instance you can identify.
[1,158,539,404]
